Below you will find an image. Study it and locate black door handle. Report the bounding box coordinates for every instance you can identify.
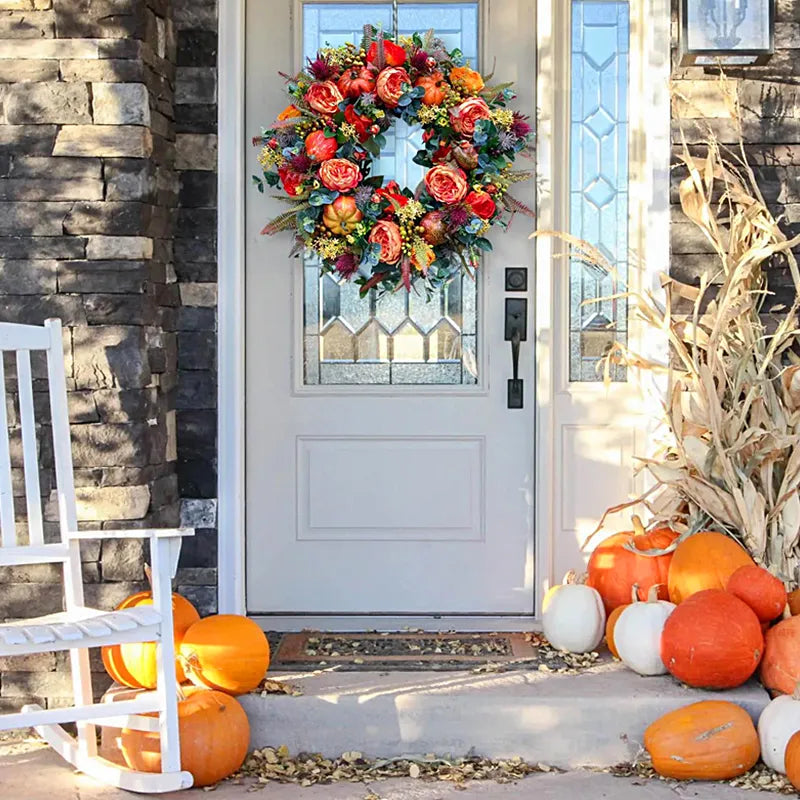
[505,298,527,409]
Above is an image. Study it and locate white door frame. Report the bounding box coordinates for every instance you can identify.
[216,0,672,620]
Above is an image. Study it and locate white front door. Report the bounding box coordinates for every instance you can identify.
[244,0,537,617]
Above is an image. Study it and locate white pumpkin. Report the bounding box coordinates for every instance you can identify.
[542,581,605,654]
[759,692,800,773]
[614,585,675,676]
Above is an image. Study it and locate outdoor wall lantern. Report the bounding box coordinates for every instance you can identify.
[680,0,775,66]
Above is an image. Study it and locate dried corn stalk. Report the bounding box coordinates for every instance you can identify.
[540,86,800,585]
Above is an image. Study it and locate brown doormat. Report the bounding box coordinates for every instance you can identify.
[269,631,598,672]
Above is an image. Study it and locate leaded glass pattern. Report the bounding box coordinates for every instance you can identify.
[569,1,629,382]
[301,2,481,386]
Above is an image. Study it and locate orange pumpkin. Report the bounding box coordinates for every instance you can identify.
[667,531,754,604]
[415,72,447,106]
[785,730,800,790]
[605,604,628,659]
[788,589,800,616]
[661,589,763,689]
[322,195,363,235]
[726,564,787,623]
[121,688,249,787]
[644,700,760,780]
[180,615,270,695]
[760,614,800,695]
[102,591,200,689]
[585,517,678,614]
[337,65,377,98]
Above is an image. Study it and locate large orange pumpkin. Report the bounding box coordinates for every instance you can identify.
[586,517,678,614]
[760,614,800,695]
[120,688,249,787]
[102,591,200,689]
[667,531,754,604]
[726,564,787,623]
[179,615,270,695]
[785,730,800,790]
[661,589,763,689]
[605,604,628,659]
[644,700,760,780]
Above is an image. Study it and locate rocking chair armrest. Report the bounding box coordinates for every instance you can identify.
[67,528,195,541]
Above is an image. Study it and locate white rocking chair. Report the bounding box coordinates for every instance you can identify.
[0,319,194,793]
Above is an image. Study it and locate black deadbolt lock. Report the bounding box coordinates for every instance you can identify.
[505,267,528,292]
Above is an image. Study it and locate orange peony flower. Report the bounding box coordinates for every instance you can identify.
[424,165,468,204]
[277,104,302,120]
[368,220,403,264]
[450,65,484,94]
[376,67,411,108]
[449,97,492,136]
[318,158,362,192]
[305,81,343,115]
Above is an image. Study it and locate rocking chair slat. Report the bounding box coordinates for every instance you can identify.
[74,618,112,637]
[16,349,44,547]
[0,357,15,547]
[21,625,57,644]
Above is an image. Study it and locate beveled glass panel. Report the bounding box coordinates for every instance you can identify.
[300,1,481,387]
[569,0,629,382]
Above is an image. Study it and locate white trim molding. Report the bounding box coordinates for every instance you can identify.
[216,0,247,615]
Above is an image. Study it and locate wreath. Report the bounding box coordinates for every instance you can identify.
[253,26,534,295]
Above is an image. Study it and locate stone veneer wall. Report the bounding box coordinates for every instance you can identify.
[0,0,218,710]
[670,0,800,292]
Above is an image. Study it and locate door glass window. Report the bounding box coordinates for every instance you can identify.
[569,0,629,382]
[301,2,480,386]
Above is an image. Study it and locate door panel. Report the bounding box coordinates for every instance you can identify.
[244,0,537,615]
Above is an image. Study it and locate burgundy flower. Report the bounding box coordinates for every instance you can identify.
[307,54,337,81]
[335,252,359,278]
[511,112,532,139]
[448,206,470,228]
[410,50,430,71]
[289,153,312,172]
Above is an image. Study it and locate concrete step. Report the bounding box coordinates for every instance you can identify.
[240,660,770,769]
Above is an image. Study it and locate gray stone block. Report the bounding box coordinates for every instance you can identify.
[172,0,216,31]
[94,387,158,422]
[54,0,145,39]
[178,584,216,615]
[60,59,145,83]
[10,156,102,179]
[0,294,87,325]
[179,497,216,528]
[101,536,149,581]
[92,82,151,126]
[0,259,57,294]
[57,260,149,294]
[175,133,216,170]
[70,422,152,467]
[0,124,57,154]
[105,159,157,202]
[63,201,152,236]
[0,583,62,619]
[83,293,151,325]
[72,325,150,389]
[54,126,153,158]
[5,81,90,124]
[0,59,59,82]
[0,201,71,235]
[45,485,151,522]
[175,66,216,104]
[0,236,86,259]
[0,178,104,201]
[0,9,54,37]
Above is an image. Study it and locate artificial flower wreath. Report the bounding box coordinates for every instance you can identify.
[253,26,534,295]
